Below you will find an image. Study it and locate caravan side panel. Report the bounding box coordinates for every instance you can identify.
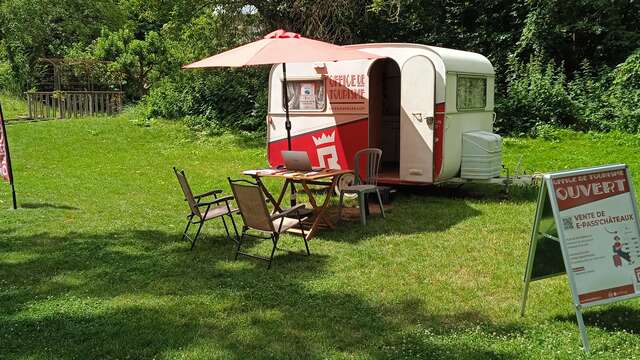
[439,73,496,180]
[267,115,368,170]
[267,61,373,170]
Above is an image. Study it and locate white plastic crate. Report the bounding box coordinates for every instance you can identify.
[461,131,502,179]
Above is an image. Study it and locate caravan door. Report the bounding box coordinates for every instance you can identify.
[400,55,435,183]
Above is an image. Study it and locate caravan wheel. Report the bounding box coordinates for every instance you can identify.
[335,173,358,199]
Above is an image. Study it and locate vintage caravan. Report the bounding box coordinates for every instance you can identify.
[266,43,503,186]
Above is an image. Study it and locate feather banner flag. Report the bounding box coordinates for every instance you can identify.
[0,102,16,209]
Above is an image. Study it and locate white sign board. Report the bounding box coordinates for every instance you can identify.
[521,164,640,352]
[552,168,640,304]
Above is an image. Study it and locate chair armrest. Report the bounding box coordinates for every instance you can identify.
[193,189,223,199]
[196,195,234,207]
[271,204,306,220]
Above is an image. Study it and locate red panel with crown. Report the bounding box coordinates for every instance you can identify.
[268,118,368,171]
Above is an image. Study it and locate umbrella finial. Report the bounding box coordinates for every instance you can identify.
[264,29,301,39]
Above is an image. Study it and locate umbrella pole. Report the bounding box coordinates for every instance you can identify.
[282,63,297,207]
[282,63,292,151]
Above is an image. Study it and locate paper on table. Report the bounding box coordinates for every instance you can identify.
[283,172,302,178]
[243,169,277,175]
[304,171,319,176]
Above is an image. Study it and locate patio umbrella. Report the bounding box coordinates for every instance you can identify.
[183,29,381,150]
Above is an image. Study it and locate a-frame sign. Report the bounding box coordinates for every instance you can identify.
[521,164,640,352]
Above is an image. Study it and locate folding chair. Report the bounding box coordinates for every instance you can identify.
[174,167,239,250]
[338,148,386,226]
[228,178,310,269]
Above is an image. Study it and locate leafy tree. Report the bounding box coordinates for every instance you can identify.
[250,0,372,43]
[367,1,528,80]
[91,29,168,99]
[610,49,640,132]
[2,0,640,135]
[0,0,124,92]
[142,3,268,129]
[513,0,640,75]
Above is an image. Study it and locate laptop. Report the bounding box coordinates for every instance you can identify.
[282,150,322,171]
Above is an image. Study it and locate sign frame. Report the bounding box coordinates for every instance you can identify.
[520,164,640,353]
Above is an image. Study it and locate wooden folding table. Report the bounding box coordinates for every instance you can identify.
[244,168,352,240]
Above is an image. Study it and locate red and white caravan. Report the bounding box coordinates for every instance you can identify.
[267,43,500,185]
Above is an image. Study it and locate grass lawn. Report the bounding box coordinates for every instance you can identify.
[1,112,640,359]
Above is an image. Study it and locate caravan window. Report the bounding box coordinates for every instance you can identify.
[456,76,486,111]
[283,80,326,111]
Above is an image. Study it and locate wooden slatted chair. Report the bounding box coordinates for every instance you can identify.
[228,178,310,269]
[174,167,239,250]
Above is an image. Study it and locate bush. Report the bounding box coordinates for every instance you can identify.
[568,62,616,132]
[0,62,13,92]
[532,123,577,142]
[610,49,640,133]
[0,56,31,95]
[496,53,640,136]
[495,57,575,135]
[182,115,223,136]
[145,67,268,133]
[145,78,189,120]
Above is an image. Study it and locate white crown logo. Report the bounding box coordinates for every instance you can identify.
[312,131,336,146]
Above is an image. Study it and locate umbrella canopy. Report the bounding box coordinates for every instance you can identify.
[183,29,380,68]
[183,29,381,152]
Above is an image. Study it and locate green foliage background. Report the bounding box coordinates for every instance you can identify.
[0,0,639,134]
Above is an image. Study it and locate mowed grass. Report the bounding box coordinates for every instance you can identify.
[1,112,640,359]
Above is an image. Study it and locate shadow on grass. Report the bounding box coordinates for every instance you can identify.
[3,306,203,359]
[316,181,537,243]
[318,191,483,243]
[397,182,539,204]
[1,228,524,359]
[19,202,79,210]
[554,304,640,333]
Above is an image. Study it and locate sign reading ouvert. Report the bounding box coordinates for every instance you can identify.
[521,164,640,352]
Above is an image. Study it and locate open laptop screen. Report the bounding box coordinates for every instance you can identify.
[282,150,321,171]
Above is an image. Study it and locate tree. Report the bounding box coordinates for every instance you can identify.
[0,0,125,92]
[92,29,167,99]
[367,0,529,86]
[513,0,640,75]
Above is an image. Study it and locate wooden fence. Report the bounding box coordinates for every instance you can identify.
[25,91,124,120]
